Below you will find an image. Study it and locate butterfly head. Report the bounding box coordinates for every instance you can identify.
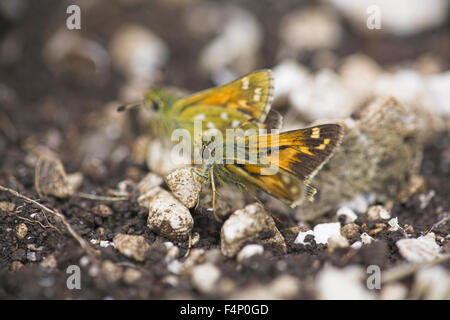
[117,89,167,114]
[143,88,172,113]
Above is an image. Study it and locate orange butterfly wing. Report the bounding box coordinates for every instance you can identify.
[170,69,274,130]
[222,124,344,206]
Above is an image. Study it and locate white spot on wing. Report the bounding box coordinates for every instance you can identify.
[241,77,250,90]
[231,120,240,128]
[253,87,262,101]
[194,113,206,121]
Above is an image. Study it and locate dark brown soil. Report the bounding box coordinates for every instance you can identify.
[0,0,448,299]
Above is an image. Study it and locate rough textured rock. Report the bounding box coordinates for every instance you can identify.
[341,223,360,240]
[139,187,193,242]
[113,233,151,262]
[165,167,201,209]
[396,233,443,263]
[367,205,391,220]
[91,204,112,218]
[15,223,27,240]
[221,203,286,257]
[33,148,82,198]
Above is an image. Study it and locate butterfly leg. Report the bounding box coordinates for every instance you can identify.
[192,167,209,181]
[209,166,221,222]
[183,233,192,257]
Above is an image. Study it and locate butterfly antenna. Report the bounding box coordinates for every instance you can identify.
[117,103,140,112]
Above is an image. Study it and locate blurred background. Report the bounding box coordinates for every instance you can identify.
[0,0,449,300]
[0,0,448,147]
[1,0,449,180]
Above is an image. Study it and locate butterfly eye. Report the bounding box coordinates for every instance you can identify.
[152,99,161,111]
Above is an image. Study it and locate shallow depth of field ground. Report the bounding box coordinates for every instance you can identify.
[0,0,449,299]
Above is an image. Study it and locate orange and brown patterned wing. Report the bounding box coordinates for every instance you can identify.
[244,124,344,180]
[224,123,344,206]
[171,69,274,129]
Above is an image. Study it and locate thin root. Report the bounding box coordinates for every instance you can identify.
[0,184,100,261]
[77,192,129,201]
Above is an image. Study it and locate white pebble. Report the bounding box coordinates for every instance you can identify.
[313,222,341,245]
[327,234,349,252]
[290,69,354,121]
[337,206,357,223]
[272,60,310,100]
[146,139,191,176]
[351,241,362,250]
[191,263,221,294]
[236,244,264,263]
[198,6,262,76]
[162,275,179,287]
[167,260,183,275]
[412,266,450,299]
[221,203,286,257]
[361,232,374,245]
[388,217,401,231]
[426,71,450,116]
[269,275,300,299]
[110,25,168,84]
[367,205,391,220]
[164,242,180,262]
[380,283,408,300]
[294,230,314,245]
[396,233,442,264]
[113,233,150,262]
[327,0,449,36]
[279,7,342,52]
[316,265,375,299]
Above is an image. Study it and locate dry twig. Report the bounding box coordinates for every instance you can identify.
[77,192,129,201]
[0,184,100,260]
